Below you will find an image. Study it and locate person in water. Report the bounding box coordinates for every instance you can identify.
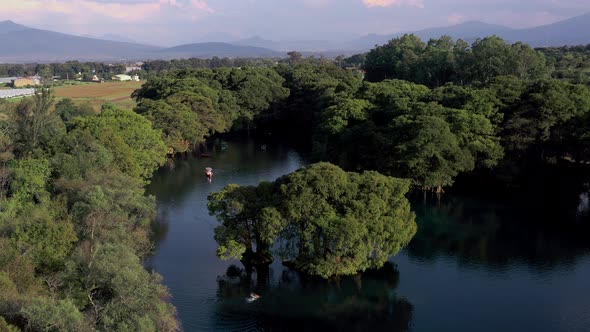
[247,293,261,302]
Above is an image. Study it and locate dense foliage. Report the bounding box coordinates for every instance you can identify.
[538,45,590,84]
[133,67,289,152]
[363,34,549,86]
[0,88,177,331]
[208,163,417,278]
[131,35,590,191]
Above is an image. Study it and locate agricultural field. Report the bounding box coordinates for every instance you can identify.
[53,81,143,112]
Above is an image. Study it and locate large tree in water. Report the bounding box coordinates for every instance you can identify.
[208,163,417,279]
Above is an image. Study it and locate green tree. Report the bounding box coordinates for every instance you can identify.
[55,98,94,127]
[209,163,417,278]
[276,163,416,278]
[20,297,85,331]
[364,34,426,82]
[12,87,65,157]
[71,105,167,179]
[502,79,590,157]
[208,182,284,265]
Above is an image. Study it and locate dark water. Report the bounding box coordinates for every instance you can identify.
[147,140,590,332]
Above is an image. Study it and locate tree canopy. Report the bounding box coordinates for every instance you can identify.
[209,163,417,278]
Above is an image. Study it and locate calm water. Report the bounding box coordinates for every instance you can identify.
[146,139,590,332]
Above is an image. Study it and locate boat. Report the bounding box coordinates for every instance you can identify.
[246,293,261,303]
[205,167,213,179]
[200,153,211,158]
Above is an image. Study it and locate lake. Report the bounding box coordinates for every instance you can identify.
[146,139,590,332]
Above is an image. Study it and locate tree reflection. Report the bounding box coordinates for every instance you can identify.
[407,194,590,271]
[214,263,413,331]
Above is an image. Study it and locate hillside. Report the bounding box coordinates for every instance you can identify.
[505,13,590,46]
[0,21,162,63]
[158,42,284,59]
[0,20,28,34]
[0,21,282,63]
[353,13,590,50]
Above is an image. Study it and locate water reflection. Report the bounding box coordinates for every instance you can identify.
[214,263,413,332]
[576,191,590,216]
[407,195,590,271]
[146,139,590,332]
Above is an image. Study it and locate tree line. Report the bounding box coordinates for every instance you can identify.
[124,35,590,280]
[0,62,127,81]
[0,90,176,331]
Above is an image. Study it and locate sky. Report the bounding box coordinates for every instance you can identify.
[1,0,590,46]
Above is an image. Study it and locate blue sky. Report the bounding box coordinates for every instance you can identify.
[2,0,590,45]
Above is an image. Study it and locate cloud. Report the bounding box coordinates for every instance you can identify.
[190,0,214,13]
[1,0,214,23]
[362,0,424,9]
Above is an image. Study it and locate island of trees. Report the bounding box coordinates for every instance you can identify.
[1,34,590,330]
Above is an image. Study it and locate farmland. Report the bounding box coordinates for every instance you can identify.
[53,81,143,111]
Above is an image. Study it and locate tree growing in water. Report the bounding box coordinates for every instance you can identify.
[208,163,417,278]
[208,181,284,267]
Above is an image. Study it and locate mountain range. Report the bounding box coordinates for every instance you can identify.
[1,13,590,63]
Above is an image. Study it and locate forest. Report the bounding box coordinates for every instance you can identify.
[1,34,590,330]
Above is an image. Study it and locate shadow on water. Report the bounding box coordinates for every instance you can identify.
[407,193,590,272]
[213,262,414,332]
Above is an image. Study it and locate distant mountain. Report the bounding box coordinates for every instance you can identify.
[412,21,514,42]
[194,31,235,43]
[0,21,162,63]
[233,36,281,50]
[234,37,341,52]
[0,20,28,34]
[158,42,284,59]
[505,13,590,47]
[347,21,514,51]
[95,33,138,44]
[348,13,590,51]
[0,21,284,63]
[243,21,516,53]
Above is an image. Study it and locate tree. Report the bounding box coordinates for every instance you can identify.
[208,182,284,266]
[65,243,178,331]
[12,87,65,157]
[55,98,94,127]
[502,79,590,157]
[9,158,51,204]
[287,51,303,65]
[364,34,426,82]
[71,105,167,179]
[281,163,417,277]
[209,163,417,278]
[20,297,85,331]
[388,113,473,191]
